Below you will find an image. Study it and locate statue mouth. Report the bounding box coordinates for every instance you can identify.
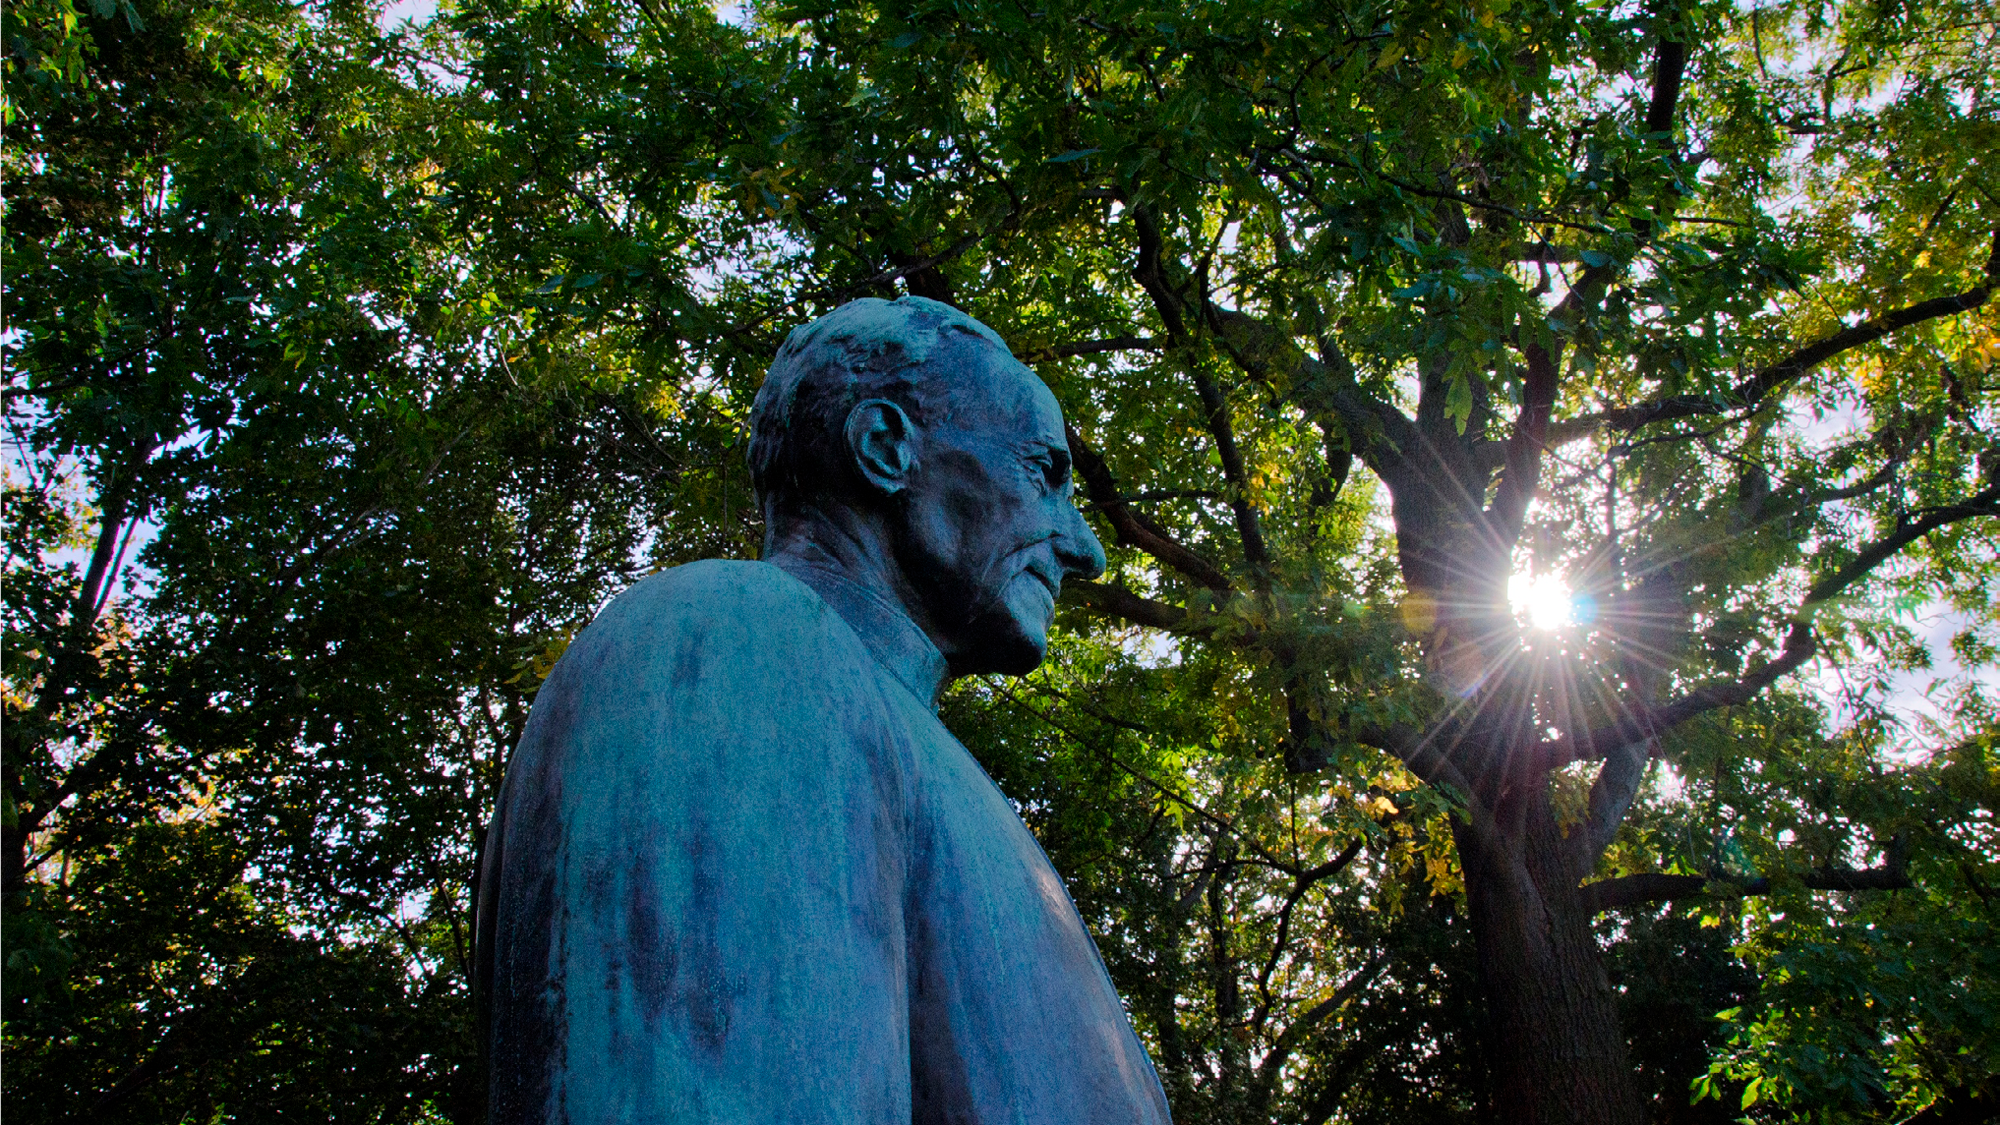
[1023,567,1060,602]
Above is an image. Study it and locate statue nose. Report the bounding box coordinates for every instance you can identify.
[1055,503,1107,581]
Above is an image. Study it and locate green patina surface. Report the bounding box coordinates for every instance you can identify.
[479,560,1169,1123]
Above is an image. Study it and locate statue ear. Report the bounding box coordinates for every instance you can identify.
[844,399,918,495]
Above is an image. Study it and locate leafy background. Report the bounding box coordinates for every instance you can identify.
[5,0,1996,1120]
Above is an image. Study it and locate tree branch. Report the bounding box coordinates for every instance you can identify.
[991,682,1304,877]
[1483,66,1665,537]
[1600,229,2000,432]
[1013,336,1163,364]
[1800,484,2000,606]
[1060,579,1191,631]
[1578,717,1667,868]
[1251,835,1367,1030]
[1195,302,1416,485]
[1644,38,1688,139]
[1585,841,1911,912]
[811,230,988,306]
[1546,483,1998,768]
[1549,621,1816,768]
[1349,719,1475,799]
[1066,424,1234,590]
[1189,363,1272,573]
[73,457,145,630]
[1253,951,1388,1097]
[1488,337,1560,546]
[1126,206,1272,574]
[1131,204,1192,342]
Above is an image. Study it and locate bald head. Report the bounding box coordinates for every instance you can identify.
[749,297,1106,675]
[748,296,1013,521]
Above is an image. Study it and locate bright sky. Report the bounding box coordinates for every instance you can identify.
[376,0,437,28]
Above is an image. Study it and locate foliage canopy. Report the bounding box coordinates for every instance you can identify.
[5,0,1997,1120]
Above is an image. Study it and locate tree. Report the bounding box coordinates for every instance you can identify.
[9,0,1998,1119]
[439,0,1999,1117]
[3,0,733,1114]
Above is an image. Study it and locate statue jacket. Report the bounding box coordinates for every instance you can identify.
[477,559,1173,1123]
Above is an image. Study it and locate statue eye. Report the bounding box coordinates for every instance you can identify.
[1031,451,1071,493]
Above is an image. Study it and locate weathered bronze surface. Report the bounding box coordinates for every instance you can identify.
[478,297,1172,1123]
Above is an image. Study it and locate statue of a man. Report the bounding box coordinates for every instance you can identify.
[477,296,1173,1123]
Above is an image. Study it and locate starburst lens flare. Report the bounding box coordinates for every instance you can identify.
[1510,572,1585,631]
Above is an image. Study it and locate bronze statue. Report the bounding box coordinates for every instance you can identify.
[477,296,1172,1123]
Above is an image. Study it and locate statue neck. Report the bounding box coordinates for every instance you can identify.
[766,515,949,707]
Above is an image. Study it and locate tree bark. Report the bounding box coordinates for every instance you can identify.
[1455,780,1646,1125]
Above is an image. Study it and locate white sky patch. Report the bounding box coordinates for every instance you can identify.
[1128,629,1181,669]
[1809,598,2000,755]
[377,0,437,30]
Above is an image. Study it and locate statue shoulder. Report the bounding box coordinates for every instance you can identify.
[602,558,818,624]
[554,559,843,688]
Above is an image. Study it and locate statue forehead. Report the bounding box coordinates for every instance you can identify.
[922,335,1065,449]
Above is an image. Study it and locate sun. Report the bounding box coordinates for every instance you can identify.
[1509,572,1576,631]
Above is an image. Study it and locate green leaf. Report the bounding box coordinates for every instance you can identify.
[1446,374,1473,434]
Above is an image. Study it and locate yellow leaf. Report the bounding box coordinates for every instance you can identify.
[1399,591,1437,635]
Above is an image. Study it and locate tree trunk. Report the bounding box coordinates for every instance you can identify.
[1455,780,1645,1125]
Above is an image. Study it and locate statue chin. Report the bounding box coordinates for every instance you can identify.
[947,612,1049,678]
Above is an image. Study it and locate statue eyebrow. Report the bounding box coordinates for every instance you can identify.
[1027,443,1073,488]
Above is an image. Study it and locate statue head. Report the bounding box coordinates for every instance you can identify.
[750,296,1106,675]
